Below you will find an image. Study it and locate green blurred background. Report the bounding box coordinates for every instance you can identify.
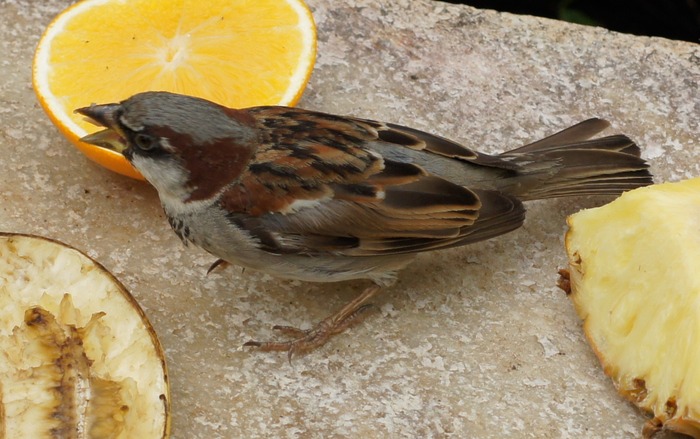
[443,0,699,43]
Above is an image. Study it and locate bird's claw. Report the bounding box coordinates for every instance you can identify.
[243,304,377,362]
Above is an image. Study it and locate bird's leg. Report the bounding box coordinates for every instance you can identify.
[244,284,382,360]
[271,303,376,338]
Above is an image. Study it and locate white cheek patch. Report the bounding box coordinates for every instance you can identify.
[131,155,187,196]
[130,155,216,215]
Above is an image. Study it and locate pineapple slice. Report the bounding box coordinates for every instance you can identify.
[562,178,700,438]
[0,233,170,438]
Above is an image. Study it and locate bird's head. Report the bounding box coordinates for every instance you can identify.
[77,91,258,203]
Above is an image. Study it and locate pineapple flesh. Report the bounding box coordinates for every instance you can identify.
[563,178,700,438]
[0,234,170,438]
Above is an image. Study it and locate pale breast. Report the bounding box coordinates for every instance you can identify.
[164,204,413,286]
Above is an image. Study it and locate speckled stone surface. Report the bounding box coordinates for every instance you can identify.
[1,0,699,437]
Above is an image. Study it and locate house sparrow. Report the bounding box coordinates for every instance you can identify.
[77,91,653,358]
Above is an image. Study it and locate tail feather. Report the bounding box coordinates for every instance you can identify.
[508,134,641,157]
[512,118,612,152]
[499,119,653,200]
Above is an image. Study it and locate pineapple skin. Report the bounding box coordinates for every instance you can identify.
[564,178,700,439]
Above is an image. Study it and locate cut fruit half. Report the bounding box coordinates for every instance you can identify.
[33,0,317,179]
[562,178,700,438]
[0,233,170,438]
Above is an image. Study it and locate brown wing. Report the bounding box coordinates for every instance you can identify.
[217,107,525,256]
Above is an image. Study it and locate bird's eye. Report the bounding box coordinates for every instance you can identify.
[134,133,157,151]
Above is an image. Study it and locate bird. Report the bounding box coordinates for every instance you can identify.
[76,91,653,359]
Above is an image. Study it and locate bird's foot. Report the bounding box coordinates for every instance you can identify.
[244,285,381,361]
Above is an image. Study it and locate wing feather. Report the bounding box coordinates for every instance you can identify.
[217,107,527,256]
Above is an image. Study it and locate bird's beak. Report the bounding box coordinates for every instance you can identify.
[75,104,128,154]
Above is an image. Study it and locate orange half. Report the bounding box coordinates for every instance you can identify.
[33,0,317,179]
